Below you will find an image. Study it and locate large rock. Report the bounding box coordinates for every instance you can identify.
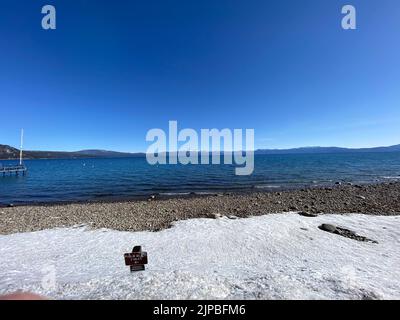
[298,211,318,218]
[319,224,378,244]
[319,224,337,233]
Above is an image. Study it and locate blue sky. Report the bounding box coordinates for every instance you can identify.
[0,0,399,152]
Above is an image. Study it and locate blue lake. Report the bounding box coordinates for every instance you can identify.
[1,153,400,204]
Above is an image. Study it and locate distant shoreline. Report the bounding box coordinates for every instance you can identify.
[1,182,399,235]
[0,156,144,161]
[1,143,400,161]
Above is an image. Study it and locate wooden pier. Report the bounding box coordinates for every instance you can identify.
[0,165,27,176]
[1,130,27,176]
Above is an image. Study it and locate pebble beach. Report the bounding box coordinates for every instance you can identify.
[1,182,400,235]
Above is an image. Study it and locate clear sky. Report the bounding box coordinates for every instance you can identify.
[0,0,399,152]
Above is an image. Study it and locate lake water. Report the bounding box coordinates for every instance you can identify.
[1,153,400,204]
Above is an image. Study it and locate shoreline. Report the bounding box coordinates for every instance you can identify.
[1,182,400,235]
[0,180,391,208]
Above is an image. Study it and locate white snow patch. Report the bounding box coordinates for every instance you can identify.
[0,213,399,300]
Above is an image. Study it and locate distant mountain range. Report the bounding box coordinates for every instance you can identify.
[255,145,400,154]
[0,145,144,160]
[1,144,400,160]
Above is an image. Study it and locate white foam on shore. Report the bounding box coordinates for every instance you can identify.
[254,185,281,189]
[0,213,399,300]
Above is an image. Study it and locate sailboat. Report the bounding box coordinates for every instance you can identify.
[0,129,27,176]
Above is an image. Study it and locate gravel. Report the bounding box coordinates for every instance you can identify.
[1,182,400,235]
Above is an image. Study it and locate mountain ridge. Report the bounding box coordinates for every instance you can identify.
[255,144,400,154]
[0,145,144,160]
[1,144,400,160]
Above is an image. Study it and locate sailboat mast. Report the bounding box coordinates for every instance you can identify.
[19,129,24,166]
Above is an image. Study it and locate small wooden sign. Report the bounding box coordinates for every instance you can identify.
[124,246,148,272]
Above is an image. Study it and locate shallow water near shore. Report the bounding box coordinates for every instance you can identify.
[1,152,400,204]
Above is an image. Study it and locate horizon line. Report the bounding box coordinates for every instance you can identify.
[2,142,400,154]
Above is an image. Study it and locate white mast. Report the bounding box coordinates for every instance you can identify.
[19,129,24,166]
